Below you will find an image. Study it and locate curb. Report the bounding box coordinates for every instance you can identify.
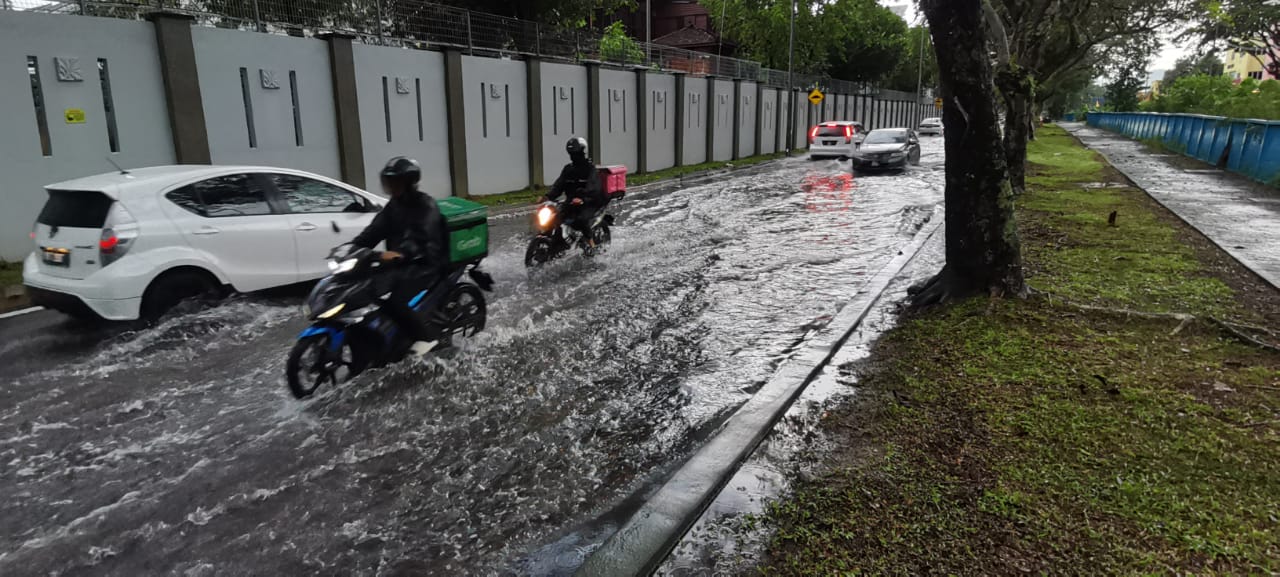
[575,207,944,577]
[1064,124,1280,292]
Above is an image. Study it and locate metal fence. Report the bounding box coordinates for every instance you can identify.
[2,0,899,93]
[1089,112,1280,186]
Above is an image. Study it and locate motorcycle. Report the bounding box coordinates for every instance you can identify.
[286,245,492,399]
[524,194,624,268]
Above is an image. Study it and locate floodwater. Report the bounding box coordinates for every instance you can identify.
[0,139,943,576]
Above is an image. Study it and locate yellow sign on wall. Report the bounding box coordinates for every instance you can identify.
[808,88,825,105]
[934,97,943,109]
[64,108,86,124]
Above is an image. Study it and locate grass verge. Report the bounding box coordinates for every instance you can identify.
[759,125,1280,575]
[466,152,786,208]
[0,261,21,288]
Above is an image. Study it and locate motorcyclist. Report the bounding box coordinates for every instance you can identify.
[543,136,606,246]
[352,157,450,357]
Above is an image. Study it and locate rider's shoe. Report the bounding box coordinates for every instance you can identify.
[408,340,440,357]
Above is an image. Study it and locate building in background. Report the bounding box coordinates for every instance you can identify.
[1223,42,1277,82]
[614,0,736,56]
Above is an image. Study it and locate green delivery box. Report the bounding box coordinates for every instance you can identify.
[437,197,488,264]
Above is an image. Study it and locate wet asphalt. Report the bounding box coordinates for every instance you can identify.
[0,139,944,576]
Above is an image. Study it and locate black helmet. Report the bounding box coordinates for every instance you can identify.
[380,156,421,186]
[566,137,588,156]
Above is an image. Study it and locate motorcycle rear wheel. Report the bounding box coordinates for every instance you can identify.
[440,284,487,341]
[286,334,366,399]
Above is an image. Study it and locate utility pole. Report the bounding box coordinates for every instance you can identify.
[914,22,925,126]
[785,0,796,154]
[646,0,651,64]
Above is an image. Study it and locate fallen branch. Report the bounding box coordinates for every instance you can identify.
[1037,293,1280,354]
[1242,384,1280,392]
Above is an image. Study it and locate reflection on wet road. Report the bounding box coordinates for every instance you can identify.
[0,139,943,576]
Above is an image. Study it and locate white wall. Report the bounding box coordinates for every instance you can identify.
[794,91,809,149]
[682,77,708,165]
[462,56,529,195]
[0,12,174,261]
[352,44,450,198]
[598,68,638,171]
[758,88,777,155]
[194,28,340,179]
[711,78,734,161]
[645,72,677,172]
[775,89,790,152]
[737,81,757,158]
[539,62,589,186]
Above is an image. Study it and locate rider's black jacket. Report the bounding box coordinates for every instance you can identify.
[547,158,606,209]
[352,188,450,273]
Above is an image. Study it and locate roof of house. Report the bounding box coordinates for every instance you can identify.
[653,26,720,48]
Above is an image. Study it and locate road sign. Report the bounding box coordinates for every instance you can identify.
[808,88,825,105]
[64,108,85,124]
[934,97,943,109]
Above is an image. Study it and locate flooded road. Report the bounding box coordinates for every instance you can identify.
[0,139,943,576]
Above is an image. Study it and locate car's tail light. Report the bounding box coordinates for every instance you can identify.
[843,125,853,143]
[100,230,120,253]
[99,203,138,266]
[808,126,819,144]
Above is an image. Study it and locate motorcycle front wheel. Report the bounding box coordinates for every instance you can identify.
[286,334,366,399]
[525,236,557,267]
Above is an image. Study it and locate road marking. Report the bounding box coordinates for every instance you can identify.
[0,306,43,319]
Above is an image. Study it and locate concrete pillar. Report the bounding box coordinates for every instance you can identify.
[148,12,210,165]
[443,50,469,197]
[587,63,602,167]
[526,58,544,187]
[753,83,765,157]
[321,32,365,188]
[674,73,686,167]
[705,76,717,163]
[636,69,649,173]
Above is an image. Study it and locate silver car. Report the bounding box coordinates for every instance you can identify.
[808,121,866,159]
[918,117,943,136]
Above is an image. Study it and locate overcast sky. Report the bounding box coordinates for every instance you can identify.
[877,0,1192,80]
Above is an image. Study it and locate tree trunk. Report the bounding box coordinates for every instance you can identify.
[914,0,1026,305]
[995,66,1032,196]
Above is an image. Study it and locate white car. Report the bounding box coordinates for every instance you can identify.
[809,121,866,159]
[918,117,943,136]
[24,166,386,321]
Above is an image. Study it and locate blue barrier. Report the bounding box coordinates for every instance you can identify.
[1087,111,1280,186]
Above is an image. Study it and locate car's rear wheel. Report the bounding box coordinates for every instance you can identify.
[140,269,223,321]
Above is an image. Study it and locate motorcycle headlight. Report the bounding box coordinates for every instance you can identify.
[316,303,346,319]
[328,258,359,274]
[537,206,555,228]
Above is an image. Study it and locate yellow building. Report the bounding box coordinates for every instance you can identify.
[1223,44,1274,82]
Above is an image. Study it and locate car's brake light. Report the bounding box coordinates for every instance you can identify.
[808,126,819,144]
[843,125,853,143]
[100,229,119,253]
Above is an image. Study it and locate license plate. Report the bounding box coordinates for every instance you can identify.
[871,161,880,167]
[823,140,837,145]
[42,248,69,266]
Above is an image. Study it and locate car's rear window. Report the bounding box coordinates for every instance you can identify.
[815,125,849,137]
[37,189,113,229]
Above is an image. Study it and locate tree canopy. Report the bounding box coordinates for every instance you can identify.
[698,0,912,82]
[1161,53,1225,88]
